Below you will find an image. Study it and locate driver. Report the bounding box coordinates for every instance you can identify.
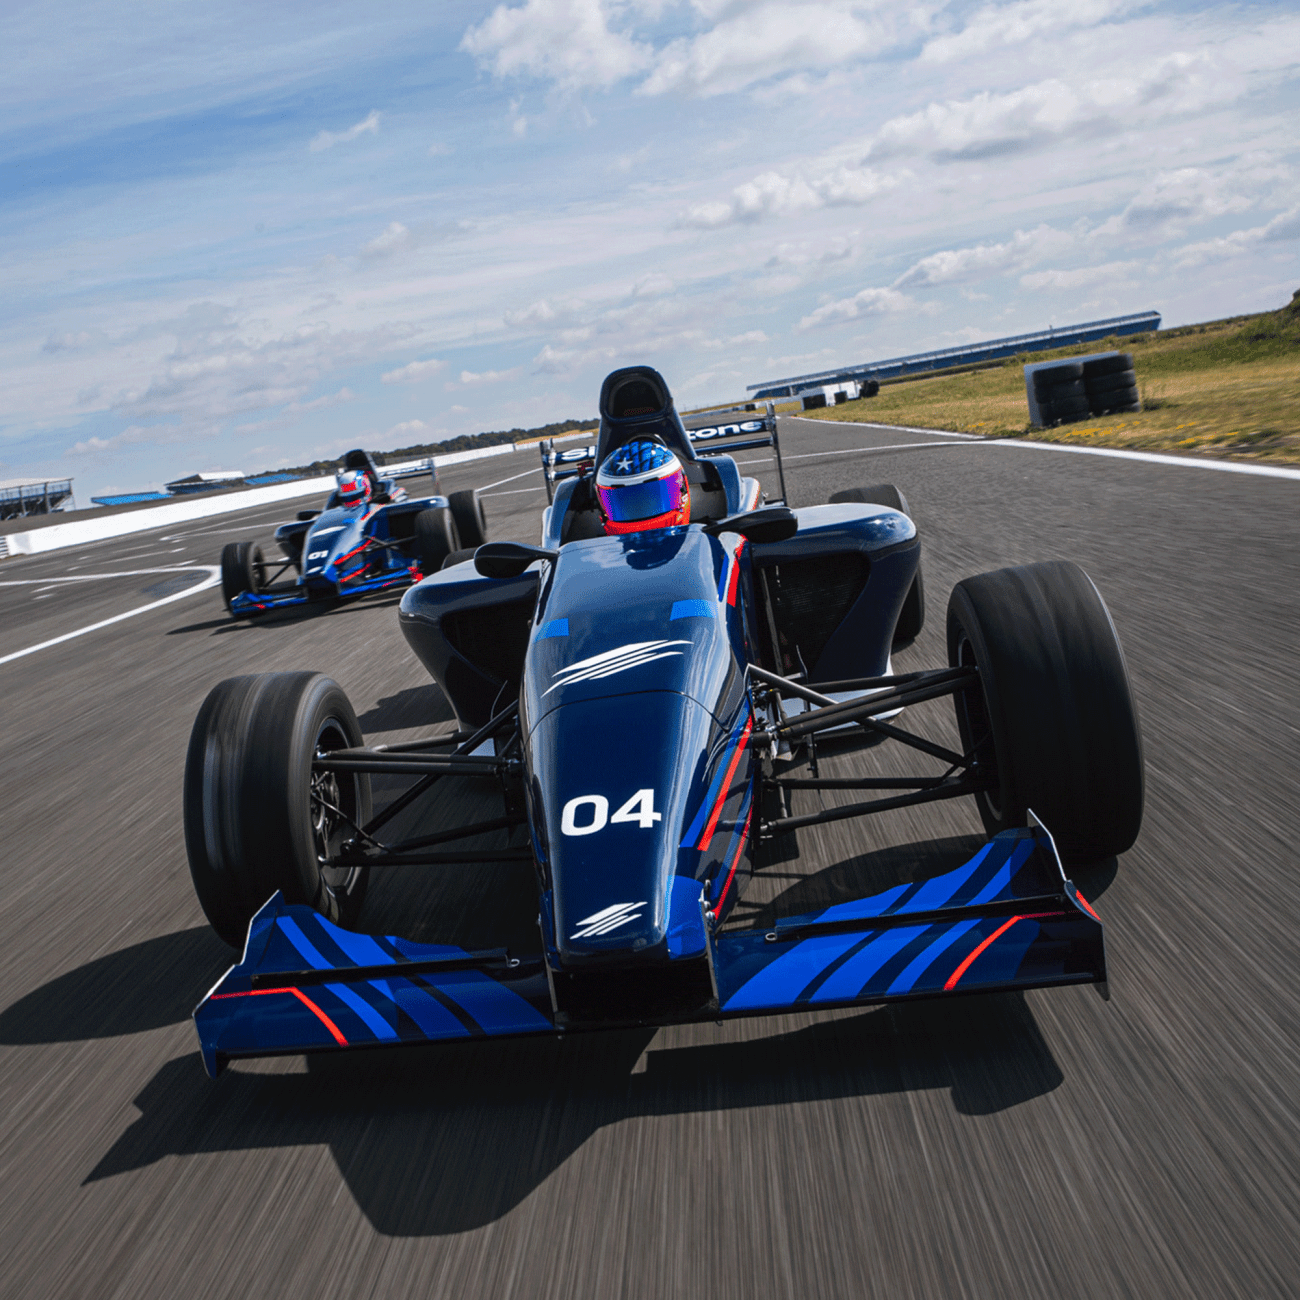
[594,438,690,535]
[337,469,372,509]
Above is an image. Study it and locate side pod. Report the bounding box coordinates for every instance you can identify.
[711,825,1106,1016]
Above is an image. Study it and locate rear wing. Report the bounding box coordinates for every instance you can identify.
[540,401,787,505]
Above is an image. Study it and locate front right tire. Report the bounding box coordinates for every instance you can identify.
[946,560,1144,866]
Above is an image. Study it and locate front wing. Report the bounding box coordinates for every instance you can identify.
[229,566,420,615]
[194,825,1105,1076]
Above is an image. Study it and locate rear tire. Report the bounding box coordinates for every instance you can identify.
[828,484,924,643]
[449,489,488,549]
[414,506,458,574]
[183,672,371,948]
[220,541,266,614]
[946,561,1143,865]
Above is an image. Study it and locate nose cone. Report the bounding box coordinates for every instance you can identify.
[530,691,714,968]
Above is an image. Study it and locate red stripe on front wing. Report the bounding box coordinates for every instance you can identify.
[208,986,349,1045]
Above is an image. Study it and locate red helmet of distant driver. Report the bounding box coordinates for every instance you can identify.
[337,469,371,508]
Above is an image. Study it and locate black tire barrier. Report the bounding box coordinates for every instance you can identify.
[1088,368,1138,395]
[946,561,1143,865]
[1043,378,1087,403]
[1093,385,1139,408]
[1082,352,1133,378]
[827,484,924,643]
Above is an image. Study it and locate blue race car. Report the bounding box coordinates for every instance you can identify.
[219,449,487,617]
[185,366,1143,1077]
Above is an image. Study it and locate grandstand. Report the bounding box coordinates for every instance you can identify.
[748,310,1161,399]
[0,476,75,521]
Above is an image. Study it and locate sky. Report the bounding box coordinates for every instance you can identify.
[1,0,1297,500]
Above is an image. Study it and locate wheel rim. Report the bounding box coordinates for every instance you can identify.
[310,717,364,901]
[955,633,1003,822]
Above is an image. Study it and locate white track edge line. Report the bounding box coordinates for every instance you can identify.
[783,417,1300,479]
[0,566,222,667]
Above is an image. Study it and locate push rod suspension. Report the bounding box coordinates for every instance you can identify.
[762,775,994,835]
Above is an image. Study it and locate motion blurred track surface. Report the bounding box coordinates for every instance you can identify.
[1,430,1297,1299]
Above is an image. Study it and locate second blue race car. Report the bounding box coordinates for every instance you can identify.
[219,448,488,617]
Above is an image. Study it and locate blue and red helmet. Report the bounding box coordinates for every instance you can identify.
[595,439,689,535]
[337,469,371,508]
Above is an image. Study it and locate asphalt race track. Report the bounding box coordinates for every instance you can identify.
[1,422,1297,1299]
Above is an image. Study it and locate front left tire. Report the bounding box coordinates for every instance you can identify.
[220,541,266,614]
[183,672,371,948]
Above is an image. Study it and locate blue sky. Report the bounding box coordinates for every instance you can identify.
[2,0,1297,499]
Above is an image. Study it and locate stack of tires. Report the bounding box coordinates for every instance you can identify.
[1027,351,1142,426]
[1031,362,1090,426]
[1082,353,1140,415]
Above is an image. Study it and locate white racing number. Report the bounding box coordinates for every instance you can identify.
[561,789,661,836]
[307,550,329,560]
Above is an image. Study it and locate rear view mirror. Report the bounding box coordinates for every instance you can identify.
[705,505,798,544]
[474,541,559,579]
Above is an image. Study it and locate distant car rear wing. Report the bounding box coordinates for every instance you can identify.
[540,401,787,505]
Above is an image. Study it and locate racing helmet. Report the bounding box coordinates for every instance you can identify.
[595,439,689,535]
[337,469,371,508]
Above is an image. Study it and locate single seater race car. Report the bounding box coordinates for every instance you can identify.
[185,366,1143,1077]
[219,448,488,617]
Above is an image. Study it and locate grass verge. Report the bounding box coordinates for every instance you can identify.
[792,290,1300,465]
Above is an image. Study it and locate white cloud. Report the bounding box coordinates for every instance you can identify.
[361,222,414,258]
[504,300,558,327]
[42,330,98,353]
[428,142,453,157]
[797,286,914,330]
[1020,260,1142,291]
[309,110,381,153]
[461,0,649,91]
[894,224,1073,288]
[1174,208,1300,266]
[1094,167,1259,240]
[385,419,440,442]
[641,2,934,98]
[458,366,524,385]
[66,423,192,456]
[682,165,898,228]
[869,54,1226,161]
[922,0,1129,63]
[232,387,355,434]
[381,358,446,384]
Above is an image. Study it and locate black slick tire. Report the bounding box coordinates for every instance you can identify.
[441,547,478,570]
[946,561,1143,865]
[448,489,488,549]
[414,506,458,574]
[1089,369,1138,396]
[1083,353,1133,377]
[220,541,266,614]
[828,484,924,643]
[183,672,372,948]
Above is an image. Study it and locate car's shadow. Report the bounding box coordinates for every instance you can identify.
[85,988,1063,1237]
[357,685,454,733]
[168,590,407,636]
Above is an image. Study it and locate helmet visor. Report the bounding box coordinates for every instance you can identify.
[597,473,683,524]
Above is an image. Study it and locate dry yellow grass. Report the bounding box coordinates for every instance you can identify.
[791,295,1300,465]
